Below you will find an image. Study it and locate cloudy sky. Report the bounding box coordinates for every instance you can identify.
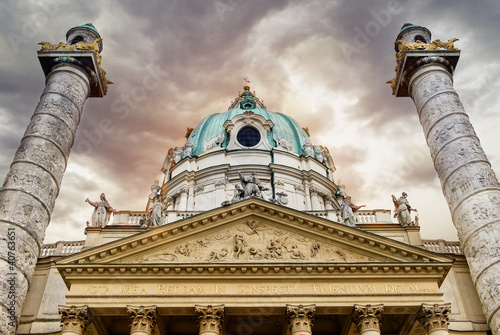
[1,0,499,243]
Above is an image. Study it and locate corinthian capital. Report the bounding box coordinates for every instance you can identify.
[59,305,91,335]
[286,304,316,335]
[352,304,384,334]
[127,305,157,335]
[195,304,225,335]
[418,303,451,333]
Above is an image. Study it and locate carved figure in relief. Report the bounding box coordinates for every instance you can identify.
[289,244,307,259]
[392,192,415,226]
[233,234,246,259]
[238,172,267,199]
[207,248,229,261]
[310,242,321,258]
[265,239,284,259]
[86,193,113,227]
[249,247,263,259]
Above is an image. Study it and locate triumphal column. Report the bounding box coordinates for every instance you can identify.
[0,23,109,333]
[390,23,500,334]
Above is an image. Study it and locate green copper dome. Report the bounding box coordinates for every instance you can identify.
[186,104,312,158]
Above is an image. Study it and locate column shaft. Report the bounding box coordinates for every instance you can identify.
[409,63,500,333]
[0,64,90,333]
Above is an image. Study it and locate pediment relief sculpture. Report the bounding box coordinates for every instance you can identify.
[131,221,376,263]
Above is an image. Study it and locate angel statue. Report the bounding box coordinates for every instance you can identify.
[238,172,268,199]
[86,193,114,227]
[392,192,416,226]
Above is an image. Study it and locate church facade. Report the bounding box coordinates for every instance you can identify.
[12,24,492,335]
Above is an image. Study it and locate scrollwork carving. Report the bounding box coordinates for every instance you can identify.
[195,305,225,335]
[127,305,157,335]
[352,304,383,334]
[418,303,450,333]
[59,305,91,335]
[286,304,316,335]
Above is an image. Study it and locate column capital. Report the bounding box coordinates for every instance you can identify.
[127,305,157,335]
[286,304,316,335]
[59,305,92,334]
[195,304,225,335]
[418,303,451,333]
[352,304,384,334]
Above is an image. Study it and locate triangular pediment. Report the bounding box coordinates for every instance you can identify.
[57,198,452,269]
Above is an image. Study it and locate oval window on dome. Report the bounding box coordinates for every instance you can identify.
[237,127,261,147]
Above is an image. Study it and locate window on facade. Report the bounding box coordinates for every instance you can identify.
[237,126,261,147]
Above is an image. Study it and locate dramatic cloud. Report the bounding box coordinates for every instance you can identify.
[1,0,499,243]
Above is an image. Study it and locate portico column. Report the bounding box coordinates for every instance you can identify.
[352,304,383,335]
[418,303,451,335]
[391,24,500,334]
[286,304,316,335]
[59,305,92,335]
[195,304,225,335]
[127,305,157,335]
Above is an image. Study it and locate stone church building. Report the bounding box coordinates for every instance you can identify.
[9,24,495,335]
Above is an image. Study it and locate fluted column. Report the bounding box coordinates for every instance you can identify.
[195,305,225,335]
[0,24,108,334]
[59,305,92,335]
[352,304,383,335]
[127,305,158,335]
[418,303,451,335]
[286,304,316,335]
[392,24,500,335]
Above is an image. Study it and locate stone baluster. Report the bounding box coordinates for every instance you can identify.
[391,23,500,334]
[286,304,316,335]
[352,304,384,335]
[127,305,158,335]
[418,303,451,335]
[59,305,92,335]
[195,305,225,335]
[0,24,108,334]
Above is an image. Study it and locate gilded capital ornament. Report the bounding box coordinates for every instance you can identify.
[286,304,316,335]
[195,304,225,335]
[59,305,91,334]
[352,304,384,334]
[127,305,158,335]
[418,303,451,333]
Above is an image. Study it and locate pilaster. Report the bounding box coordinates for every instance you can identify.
[286,304,316,335]
[127,305,158,335]
[352,304,384,335]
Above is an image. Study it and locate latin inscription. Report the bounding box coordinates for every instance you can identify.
[77,282,435,295]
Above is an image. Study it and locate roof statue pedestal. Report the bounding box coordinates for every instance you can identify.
[0,24,109,334]
[391,23,500,335]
